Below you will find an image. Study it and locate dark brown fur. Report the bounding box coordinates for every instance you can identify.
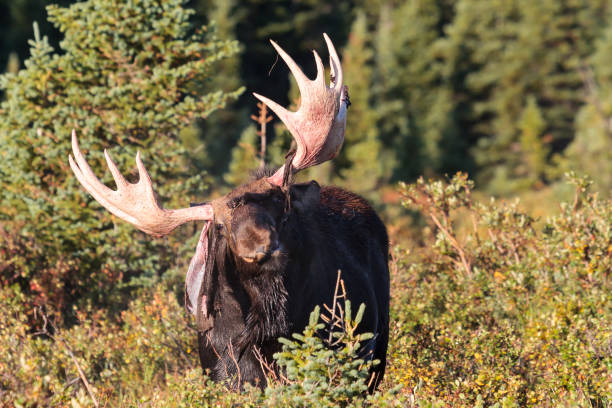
[192,175,389,390]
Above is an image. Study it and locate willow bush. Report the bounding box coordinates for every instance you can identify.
[388,172,611,406]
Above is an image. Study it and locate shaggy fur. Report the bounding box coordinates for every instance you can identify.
[194,176,389,390]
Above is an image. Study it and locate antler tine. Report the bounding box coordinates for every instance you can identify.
[312,50,325,86]
[135,150,158,200]
[253,34,348,186]
[69,130,214,237]
[69,131,138,224]
[71,130,111,196]
[251,92,295,137]
[323,33,343,90]
[104,149,128,188]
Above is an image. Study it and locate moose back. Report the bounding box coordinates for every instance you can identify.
[69,34,389,390]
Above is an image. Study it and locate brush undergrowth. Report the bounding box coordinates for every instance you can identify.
[1,173,610,407]
[389,172,611,407]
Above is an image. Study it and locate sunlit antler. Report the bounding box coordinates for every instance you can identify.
[253,33,348,186]
[68,130,213,237]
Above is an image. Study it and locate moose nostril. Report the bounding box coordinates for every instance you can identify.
[253,253,265,262]
[244,242,278,263]
[242,246,270,263]
[253,246,268,262]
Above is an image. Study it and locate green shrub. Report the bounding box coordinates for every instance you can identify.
[0,0,242,320]
[0,281,197,406]
[0,281,403,407]
[264,303,377,407]
[388,172,612,407]
[151,301,403,408]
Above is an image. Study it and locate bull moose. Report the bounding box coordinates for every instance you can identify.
[69,34,389,390]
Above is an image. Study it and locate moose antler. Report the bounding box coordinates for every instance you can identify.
[68,130,213,237]
[254,33,348,186]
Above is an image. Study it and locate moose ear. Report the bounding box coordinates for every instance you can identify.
[185,222,210,317]
[290,180,320,213]
[185,221,216,331]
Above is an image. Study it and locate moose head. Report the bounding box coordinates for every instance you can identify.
[69,33,349,317]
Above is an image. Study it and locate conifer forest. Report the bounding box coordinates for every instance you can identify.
[0,0,610,406]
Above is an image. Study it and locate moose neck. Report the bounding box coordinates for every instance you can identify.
[227,249,290,348]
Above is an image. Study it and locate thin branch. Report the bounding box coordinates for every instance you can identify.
[254,345,284,386]
[429,212,472,276]
[327,270,342,343]
[487,229,507,259]
[36,308,99,408]
[205,332,229,380]
[503,234,521,265]
[464,182,481,246]
[320,271,349,347]
[251,102,273,168]
[226,342,242,390]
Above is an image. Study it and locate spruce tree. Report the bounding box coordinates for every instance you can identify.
[188,0,247,178]
[561,18,612,196]
[447,0,609,193]
[563,102,612,196]
[518,96,549,189]
[336,10,385,196]
[0,0,73,71]
[0,0,241,317]
[372,0,461,181]
[224,125,260,186]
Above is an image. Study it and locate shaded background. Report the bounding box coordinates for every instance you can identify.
[3,0,610,199]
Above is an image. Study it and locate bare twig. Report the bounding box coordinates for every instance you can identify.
[320,271,349,347]
[226,342,242,390]
[251,102,273,168]
[429,212,472,276]
[487,229,507,259]
[327,270,342,343]
[503,234,521,265]
[253,346,285,386]
[205,332,229,380]
[36,308,99,408]
[367,371,377,391]
[464,182,481,245]
[62,377,80,391]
